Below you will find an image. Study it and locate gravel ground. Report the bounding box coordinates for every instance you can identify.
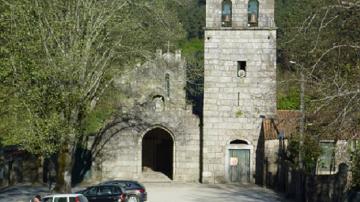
[143,183,291,202]
[0,182,292,202]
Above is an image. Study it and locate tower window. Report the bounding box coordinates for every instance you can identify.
[221,0,232,27]
[165,73,170,97]
[237,61,247,77]
[248,0,259,27]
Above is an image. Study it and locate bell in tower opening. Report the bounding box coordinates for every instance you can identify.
[221,0,232,27]
[248,0,259,27]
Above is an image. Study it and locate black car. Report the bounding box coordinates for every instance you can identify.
[99,180,147,202]
[78,184,128,202]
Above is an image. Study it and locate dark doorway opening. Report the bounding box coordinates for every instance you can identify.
[142,128,173,179]
[230,139,248,145]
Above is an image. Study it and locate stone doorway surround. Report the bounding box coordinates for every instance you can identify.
[139,126,175,181]
[225,139,254,183]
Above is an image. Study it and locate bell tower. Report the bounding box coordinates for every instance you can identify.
[202,0,276,183]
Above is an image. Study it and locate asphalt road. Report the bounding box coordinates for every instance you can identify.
[0,183,291,202]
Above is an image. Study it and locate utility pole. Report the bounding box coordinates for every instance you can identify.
[299,68,305,170]
[290,61,305,169]
[290,61,305,202]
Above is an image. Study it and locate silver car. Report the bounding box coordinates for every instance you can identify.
[41,194,88,202]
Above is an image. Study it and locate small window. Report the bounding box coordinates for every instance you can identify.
[99,186,113,195]
[222,0,232,27]
[165,73,170,97]
[248,0,259,27]
[86,187,98,195]
[317,141,336,174]
[237,61,246,77]
[112,186,122,194]
[70,197,79,202]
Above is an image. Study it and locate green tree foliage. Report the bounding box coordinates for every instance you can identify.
[350,141,360,189]
[277,71,300,110]
[176,0,205,39]
[181,38,204,116]
[276,0,360,136]
[0,0,184,191]
[175,0,205,116]
[287,134,322,174]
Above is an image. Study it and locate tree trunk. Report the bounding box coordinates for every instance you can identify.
[36,156,44,184]
[55,144,74,193]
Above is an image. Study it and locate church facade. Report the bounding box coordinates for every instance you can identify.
[89,0,276,184]
[90,50,201,182]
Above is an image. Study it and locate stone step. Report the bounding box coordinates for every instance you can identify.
[140,170,172,183]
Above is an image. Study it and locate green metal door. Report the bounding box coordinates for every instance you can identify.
[229,149,250,183]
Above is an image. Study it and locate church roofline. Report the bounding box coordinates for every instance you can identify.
[205,27,277,31]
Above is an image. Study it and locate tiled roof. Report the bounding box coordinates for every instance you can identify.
[263,110,359,140]
[263,110,301,140]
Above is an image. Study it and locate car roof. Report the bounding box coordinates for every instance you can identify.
[103,180,139,183]
[43,194,84,198]
[91,184,123,187]
[102,180,141,184]
[87,184,125,190]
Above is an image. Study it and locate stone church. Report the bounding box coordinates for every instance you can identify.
[90,0,276,184]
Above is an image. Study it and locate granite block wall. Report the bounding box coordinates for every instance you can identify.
[203,0,276,184]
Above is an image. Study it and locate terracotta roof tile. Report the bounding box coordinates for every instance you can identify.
[263,110,301,140]
[263,110,359,140]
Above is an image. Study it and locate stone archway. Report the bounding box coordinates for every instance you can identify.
[225,139,253,183]
[142,128,173,179]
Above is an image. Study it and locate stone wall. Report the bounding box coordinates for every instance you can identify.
[94,111,200,182]
[202,30,276,183]
[262,140,351,188]
[261,139,353,201]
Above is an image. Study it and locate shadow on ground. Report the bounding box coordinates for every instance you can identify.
[190,184,287,202]
[0,184,50,202]
[144,183,292,202]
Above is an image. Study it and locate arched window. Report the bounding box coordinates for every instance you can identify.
[230,139,248,144]
[221,0,232,27]
[165,73,170,97]
[248,0,259,27]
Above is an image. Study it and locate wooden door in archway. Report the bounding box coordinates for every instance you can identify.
[229,149,250,183]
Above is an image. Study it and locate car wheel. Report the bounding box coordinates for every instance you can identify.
[127,195,139,202]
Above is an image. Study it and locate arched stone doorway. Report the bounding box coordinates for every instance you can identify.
[225,139,252,183]
[142,128,173,179]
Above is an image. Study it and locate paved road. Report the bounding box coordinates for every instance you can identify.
[0,183,291,202]
[144,183,290,202]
